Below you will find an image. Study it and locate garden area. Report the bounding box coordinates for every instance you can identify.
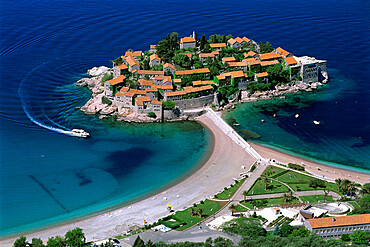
[273,170,339,193]
[159,199,223,231]
[247,177,290,195]
[299,195,334,203]
[214,177,246,200]
[240,196,300,209]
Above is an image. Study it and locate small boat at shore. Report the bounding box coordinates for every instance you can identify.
[313,120,320,125]
[295,114,299,118]
[233,123,240,126]
[69,129,90,138]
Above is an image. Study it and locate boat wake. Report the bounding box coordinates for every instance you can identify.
[18,58,88,136]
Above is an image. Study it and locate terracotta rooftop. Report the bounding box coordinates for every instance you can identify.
[210,43,226,48]
[259,52,282,61]
[192,80,215,86]
[307,214,370,229]
[125,55,140,67]
[173,78,182,84]
[260,60,279,66]
[106,75,126,86]
[276,47,291,57]
[138,70,165,75]
[151,84,173,90]
[138,79,153,86]
[183,85,213,94]
[228,38,237,45]
[125,88,146,97]
[180,37,196,43]
[223,70,245,78]
[165,91,186,97]
[234,37,243,43]
[216,74,226,80]
[150,53,161,61]
[163,63,176,70]
[175,68,210,76]
[154,75,172,83]
[151,100,162,105]
[211,51,219,55]
[199,53,215,58]
[136,96,151,106]
[150,45,157,49]
[256,72,269,78]
[120,86,130,92]
[228,62,248,67]
[244,51,257,58]
[242,37,250,43]
[125,51,142,57]
[284,56,298,65]
[118,63,128,70]
[244,58,261,66]
[222,57,236,62]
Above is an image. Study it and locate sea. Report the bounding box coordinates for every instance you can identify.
[0,0,369,237]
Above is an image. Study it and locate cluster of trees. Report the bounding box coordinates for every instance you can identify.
[335,178,359,196]
[349,194,370,215]
[13,227,86,247]
[156,32,180,63]
[259,41,274,53]
[287,163,305,171]
[308,178,326,189]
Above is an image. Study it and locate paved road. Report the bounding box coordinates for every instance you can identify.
[120,222,241,246]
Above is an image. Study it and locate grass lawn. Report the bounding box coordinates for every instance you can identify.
[247,178,290,195]
[240,196,300,209]
[214,177,246,200]
[262,166,287,178]
[162,200,222,231]
[273,170,339,193]
[347,201,360,210]
[299,195,335,203]
[236,204,249,212]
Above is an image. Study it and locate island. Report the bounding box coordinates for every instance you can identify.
[76,32,328,122]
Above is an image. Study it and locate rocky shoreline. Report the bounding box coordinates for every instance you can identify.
[76,66,329,122]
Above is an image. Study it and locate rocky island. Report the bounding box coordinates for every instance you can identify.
[76,32,328,122]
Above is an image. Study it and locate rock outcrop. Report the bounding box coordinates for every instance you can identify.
[87,66,109,77]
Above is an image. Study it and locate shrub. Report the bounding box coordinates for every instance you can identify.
[163,100,176,110]
[288,163,305,171]
[102,96,112,106]
[147,112,156,118]
[101,72,113,83]
[250,164,256,172]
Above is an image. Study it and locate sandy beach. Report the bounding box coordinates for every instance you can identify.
[251,143,370,184]
[0,115,256,246]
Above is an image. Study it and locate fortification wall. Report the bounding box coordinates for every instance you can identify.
[175,94,215,109]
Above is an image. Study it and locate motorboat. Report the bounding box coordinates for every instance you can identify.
[295,114,299,118]
[313,120,320,125]
[69,129,90,138]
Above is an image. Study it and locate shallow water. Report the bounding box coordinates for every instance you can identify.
[1,0,369,236]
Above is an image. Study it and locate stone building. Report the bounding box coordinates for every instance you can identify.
[180,37,196,49]
[297,56,327,83]
[304,214,370,239]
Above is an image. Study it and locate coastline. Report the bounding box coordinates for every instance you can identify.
[0,115,256,246]
[250,142,370,184]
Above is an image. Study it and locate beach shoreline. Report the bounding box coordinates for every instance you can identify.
[0,115,256,246]
[251,142,370,184]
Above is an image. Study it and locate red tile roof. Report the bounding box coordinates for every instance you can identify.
[244,58,261,66]
[138,70,165,75]
[244,51,257,58]
[136,96,151,106]
[228,62,248,67]
[180,37,196,43]
[284,56,298,65]
[150,45,157,49]
[151,100,162,105]
[256,72,269,78]
[165,91,186,97]
[151,84,173,90]
[222,57,236,62]
[173,78,182,84]
[118,63,128,70]
[138,79,153,86]
[125,51,142,57]
[260,60,279,66]
[242,37,250,43]
[276,47,291,57]
[223,70,245,78]
[228,38,237,45]
[125,55,140,67]
[175,68,210,76]
[307,214,370,229]
[234,37,243,43]
[106,75,126,86]
[199,53,215,58]
[259,52,282,61]
[163,63,176,70]
[150,54,161,61]
[210,43,226,48]
[192,80,215,86]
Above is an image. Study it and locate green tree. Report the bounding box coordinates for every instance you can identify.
[261,177,269,190]
[205,237,213,247]
[198,208,204,217]
[221,217,266,237]
[147,112,156,118]
[242,190,248,202]
[32,238,45,247]
[290,227,310,237]
[340,234,351,242]
[259,41,274,53]
[145,240,154,247]
[132,236,145,247]
[273,224,282,237]
[213,237,233,247]
[280,222,294,237]
[162,100,175,110]
[325,239,348,247]
[229,204,237,216]
[47,236,65,247]
[143,59,150,70]
[13,236,28,247]
[360,183,370,195]
[65,227,85,247]
[350,230,370,244]
[199,35,207,51]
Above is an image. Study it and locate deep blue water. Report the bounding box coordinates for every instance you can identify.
[1,0,369,237]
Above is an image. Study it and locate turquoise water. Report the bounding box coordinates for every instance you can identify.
[224,69,370,171]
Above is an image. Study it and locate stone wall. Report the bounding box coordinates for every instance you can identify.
[174,94,215,109]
